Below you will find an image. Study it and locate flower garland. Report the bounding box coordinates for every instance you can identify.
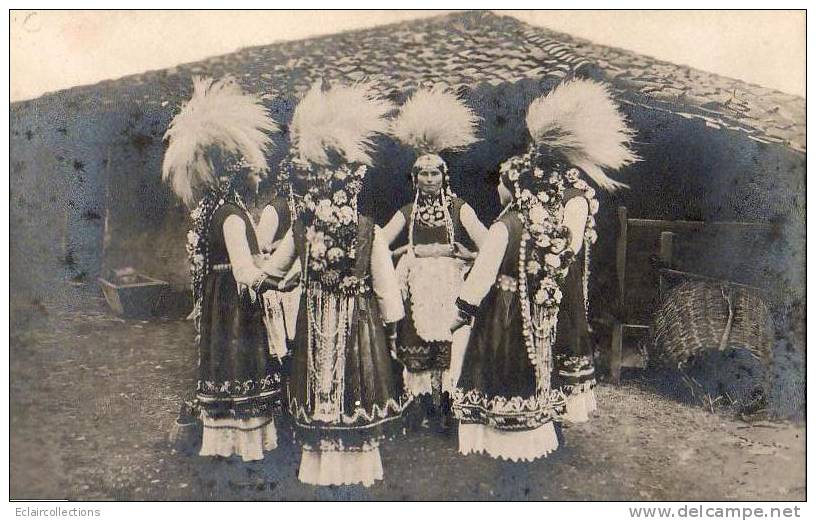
[295,161,369,296]
[498,147,600,382]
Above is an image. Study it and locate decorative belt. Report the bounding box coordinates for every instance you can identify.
[495,274,518,292]
[212,263,232,272]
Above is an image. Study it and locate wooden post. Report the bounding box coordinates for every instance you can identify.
[610,323,623,385]
[610,206,628,384]
[659,231,674,265]
[616,207,628,305]
[658,231,675,295]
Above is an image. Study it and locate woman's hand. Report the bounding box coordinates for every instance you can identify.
[384,321,400,361]
[279,353,293,376]
[255,276,282,294]
[278,271,301,292]
[392,245,409,260]
[452,242,477,261]
[450,310,471,333]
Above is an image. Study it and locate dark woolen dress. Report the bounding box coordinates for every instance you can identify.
[552,250,598,423]
[268,214,408,486]
[288,216,406,446]
[453,211,562,461]
[551,187,598,422]
[196,203,283,460]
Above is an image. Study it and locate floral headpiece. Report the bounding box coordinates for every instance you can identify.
[162,76,279,206]
[286,81,393,295]
[498,152,602,389]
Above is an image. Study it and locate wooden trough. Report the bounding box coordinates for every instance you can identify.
[99,271,169,319]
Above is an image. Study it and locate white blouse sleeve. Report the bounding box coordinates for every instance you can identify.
[563,197,589,255]
[458,222,509,307]
[371,230,405,323]
[379,211,407,247]
[223,215,266,286]
[459,203,489,249]
[260,228,297,277]
[256,205,280,254]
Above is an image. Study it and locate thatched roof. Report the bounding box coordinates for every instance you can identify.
[13,11,804,152]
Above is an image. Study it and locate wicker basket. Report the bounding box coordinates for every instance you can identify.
[647,276,774,413]
[650,278,773,368]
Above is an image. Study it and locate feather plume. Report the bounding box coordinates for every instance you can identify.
[390,86,480,154]
[290,82,394,167]
[162,76,279,205]
[526,79,638,191]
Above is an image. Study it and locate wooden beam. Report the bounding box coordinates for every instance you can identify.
[659,268,765,292]
[611,206,628,384]
[610,322,623,384]
[658,231,675,295]
[616,207,628,314]
[628,218,773,231]
[659,231,675,266]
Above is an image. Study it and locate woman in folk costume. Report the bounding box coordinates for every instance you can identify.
[380,87,487,431]
[451,79,638,460]
[163,76,289,461]
[255,176,302,363]
[262,82,409,487]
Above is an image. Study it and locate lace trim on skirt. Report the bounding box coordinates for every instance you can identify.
[458,422,559,462]
[561,387,597,424]
[199,413,277,461]
[298,445,383,487]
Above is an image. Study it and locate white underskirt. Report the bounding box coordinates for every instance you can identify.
[298,446,384,487]
[562,388,598,424]
[404,369,445,396]
[458,422,559,462]
[199,415,278,462]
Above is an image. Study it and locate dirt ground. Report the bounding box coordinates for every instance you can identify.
[10,291,806,501]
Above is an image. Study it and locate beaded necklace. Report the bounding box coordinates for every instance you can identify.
[407,187,456,254]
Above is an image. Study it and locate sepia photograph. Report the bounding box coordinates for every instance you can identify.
[7,7,807,506]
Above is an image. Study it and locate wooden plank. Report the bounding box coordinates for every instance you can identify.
[658,268,765,292]
[610,206,628,384]
[659,231,675,295]
[616,207,628,316]
[659,231,675,266]
[628,218,773,231]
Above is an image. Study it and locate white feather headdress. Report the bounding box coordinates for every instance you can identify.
[526,79,638,191]
[162,76,279,206]
[289,82,394,167]
[390,86,480,155]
